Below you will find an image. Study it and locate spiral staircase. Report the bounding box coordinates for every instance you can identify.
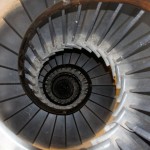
[0,0,150,150]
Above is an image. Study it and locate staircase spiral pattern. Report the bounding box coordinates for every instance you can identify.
[0,0,149,150]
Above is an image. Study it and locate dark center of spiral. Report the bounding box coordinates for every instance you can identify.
[52,75,78,100]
